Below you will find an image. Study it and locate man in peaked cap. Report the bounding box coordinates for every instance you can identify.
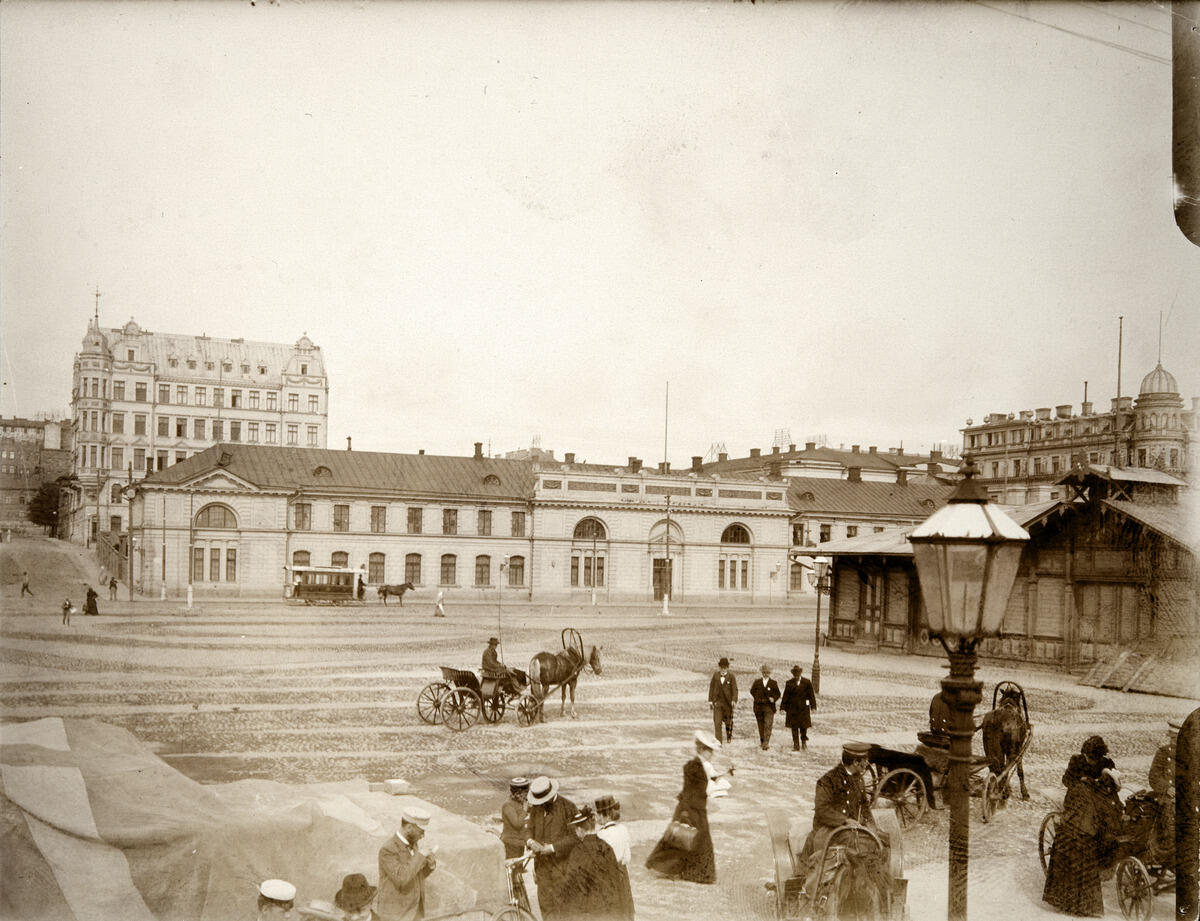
[525,776,578,921]
[377,807,436,921]
[708,657,738,745]
[257,879,296,919]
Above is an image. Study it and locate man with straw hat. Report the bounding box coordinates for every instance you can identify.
[526,776,578,921]
[378,807,436,921]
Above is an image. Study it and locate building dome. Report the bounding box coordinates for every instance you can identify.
[295,334,313,350]
[1138,363,1179,396]
[122,318,141,336]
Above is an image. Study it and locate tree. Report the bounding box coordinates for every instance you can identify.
[26,482,60,532]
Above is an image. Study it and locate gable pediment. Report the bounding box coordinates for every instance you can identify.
[186,471,258,493]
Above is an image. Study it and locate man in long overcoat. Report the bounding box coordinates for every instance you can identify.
[526,775,578,921]
[708,657,738,744]
[378,808,436,921]
[780,665,817,751]
[750,664,781,751]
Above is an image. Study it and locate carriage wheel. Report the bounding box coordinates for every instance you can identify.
[861,762,878,802]
[1116,857,1153,921]
[416,682,450,724]
[516,696,541,727]
[872,768,927,830]
[1038,811,1061,875]
[441,687,482,731]
[482,693,506,724]
[980,773,1003,824]
[489,908,537,921]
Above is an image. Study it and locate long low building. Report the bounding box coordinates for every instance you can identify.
[126,443,794,603]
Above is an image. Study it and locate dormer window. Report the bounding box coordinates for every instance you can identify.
[483,474,501,485]
[300,363,308,375]
[313,465,332,478]
[205,361,214,371]
[168,358,178,368]
[188,360,197,369]
[222,362,232,373]
[241,363,250,374]
[258,365,267,375]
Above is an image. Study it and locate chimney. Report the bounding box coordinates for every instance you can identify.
[692,455,703,472]
[805,442,816,451]
[1056,404,1072,419]
[419,449,425,455]
[1081,401,1093,416]
[851,444,860,454]
[772,445,780,455]
[631,457,642,473]
[565,452,575,464]
[664,461,671,473]
[896,469,908,486]
[868,446,877,454]
[788,443,796,452]
[658,461,666,473]
[750,448,761,458]
[847,465,862,483]
[718,452,728,463]
[628,456,637,469]
[474,441,483,460]
[346,436,352,451]
[930,449,943,464]
[768,460,782,479]
[927,462,938,476]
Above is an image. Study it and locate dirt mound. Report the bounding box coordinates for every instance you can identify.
[0,536,100,604]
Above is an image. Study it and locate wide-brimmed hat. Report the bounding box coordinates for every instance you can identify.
[259,880,297,903]
[693,729,720,751]
[791,665,802,676]
[488,637,500,645]
[528,776,558,805]
[334,874,377,912]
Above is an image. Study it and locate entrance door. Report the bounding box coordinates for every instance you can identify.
[653,558,673,600]
[863,571,883,639]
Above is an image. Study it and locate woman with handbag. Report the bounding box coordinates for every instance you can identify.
[644,729,719,884]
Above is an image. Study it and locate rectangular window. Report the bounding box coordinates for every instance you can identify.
[90,378,98,397]
[226,549,237,582]
[159,385,170,403]
[307,425,318,446]
[846,526,858,538]
[443,508,458,535]
[405,554,421,584]
[111,447,124,470]
[477,510,492,536]
[114,381,126,400]
[819,524,831,542]
[209,549,220,582]
[508,556,524,586]
[333,504,350,532]
[288,393,299,411]
[371,506,387,533]
[176,385,187,404]
[135,382,147,402]
[265,423,277,443]
[308,394,319,412]
[213,388,224,408]
[286,424,298,445]
[741,560,749,587]
[440,555,456,585]
[874,526,885,533]
[294,503,312,530]
[248,422,259,442]
[175,417,186,437]
[134,448,145,469]
[127,349,135,361]
[158,416,170,437]
[267,392,277,410]
[175,451,187,464]
[194,418,206,439]
[156,450,167,471]
[718,559,725,589]
[571,555,580,586]
[249,390,260,408]
[369,553,385,583]
[475,556,490,586]
[195,387,206,406]
[511,511,526,537]
[193,548,204,582]
[134,414,147,435]
[230,390,242,408]
[408,508,423,534]
[90,411,98,431]
[230,421,241,442]
[212,420,223,440]
[89,445,98,468]
[596,556,605,587]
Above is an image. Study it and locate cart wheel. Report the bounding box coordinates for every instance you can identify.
[489,908,537,921]
[861,762,878,802]
[872,768,927,829]
[980,773,1003,823]
[482,693,506,724]
[1038,811,1061,876]
[517,696,541,727]
[441,687,482,731]
[1116,857,1153,921]
[416,682,450,725]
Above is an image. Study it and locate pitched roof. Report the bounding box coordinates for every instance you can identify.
[141,444,535,500]
[703,445,960,475]
[1103,498,1200,554]
[786,477,955,519]
[1059,464,1188,487]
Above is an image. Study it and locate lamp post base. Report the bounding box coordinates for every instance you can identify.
[942,644,982,921]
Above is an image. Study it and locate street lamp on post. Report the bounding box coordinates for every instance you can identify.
[908,456,1029,921]
[808,558,830,695]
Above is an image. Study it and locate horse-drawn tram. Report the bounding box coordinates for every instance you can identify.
[285,565,366,605]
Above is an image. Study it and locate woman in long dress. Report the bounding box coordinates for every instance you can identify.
[644,730,718,884]
[1043,766,1121,916]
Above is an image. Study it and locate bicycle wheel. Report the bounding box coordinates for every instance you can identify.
[1038,811,1061,875]
[489,907,537,921]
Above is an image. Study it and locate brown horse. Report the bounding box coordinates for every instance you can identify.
[527,644,602,721]
[981,686,1030,800]
[377,582,415,605]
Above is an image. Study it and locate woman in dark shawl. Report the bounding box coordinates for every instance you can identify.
[558,807,635,921]
[84,585,100,617]
[1043,764,1121,916]
[644,729,718,884]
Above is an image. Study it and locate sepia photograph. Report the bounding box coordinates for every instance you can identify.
[1,2,1198,920]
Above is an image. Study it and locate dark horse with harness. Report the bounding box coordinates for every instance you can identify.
[527,628,602,721]
[377,582,415,605]
[980,681,1030,800]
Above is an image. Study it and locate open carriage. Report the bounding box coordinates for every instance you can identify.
[416,666,534,731]
[865,682,1033,829]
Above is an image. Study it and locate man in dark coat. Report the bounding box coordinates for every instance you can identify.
[527,775,579,921]
[780,665,817,751]
[750,664,781,751]
[708,657,738,744]
[481,637,520,695]
[799,742,883,894]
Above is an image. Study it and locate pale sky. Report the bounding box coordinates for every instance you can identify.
[2,1,1197,464]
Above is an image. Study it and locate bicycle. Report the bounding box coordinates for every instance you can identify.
[489,851,537,921]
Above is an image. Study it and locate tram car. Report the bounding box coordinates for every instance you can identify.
[285,565,367,604]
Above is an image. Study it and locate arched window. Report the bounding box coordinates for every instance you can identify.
[440,554,457,585]
[292,550,311,567]
[721,524,751,544]
[331,551,349,568]
[507,555,525,587]
[195,503,238,529]
[110,483,123,503]
[369,552,385,583]
[475,555,491,586]
[574,518,607,541]
[405,553,421,584]
[790,562,806,591]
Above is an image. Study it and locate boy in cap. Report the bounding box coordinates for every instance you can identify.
[258,879,297,919]
[377,807,436,921]
[707,657,738,744]
[526,776,578,921]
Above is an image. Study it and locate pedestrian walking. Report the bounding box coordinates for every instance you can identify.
[108,576,119,601]
[433,590,446,618]
[645,729,719,884]
[61,597,73,625]
[750,664,781,751]
[85,585,100,616]
[780,665,817,751]
[707,657,738,745]
[1043,766,1122,916]
[21,570,33,597]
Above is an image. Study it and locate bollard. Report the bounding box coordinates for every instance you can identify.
[186,584,193,609]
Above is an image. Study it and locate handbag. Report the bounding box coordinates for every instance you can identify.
[662,819,699,852]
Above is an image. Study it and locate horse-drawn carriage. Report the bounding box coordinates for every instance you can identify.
[285,565,367,605]
[865,682,1032,829]
[767,810,908,920]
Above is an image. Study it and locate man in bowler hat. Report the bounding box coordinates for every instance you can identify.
[708,657,738,744]
[750,664,781,750]
[780,665,817,751]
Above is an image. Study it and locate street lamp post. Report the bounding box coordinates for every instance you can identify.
[808,558,830,695]
[909,456,1029,921]
[498,556,508,657]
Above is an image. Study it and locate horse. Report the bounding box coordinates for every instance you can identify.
[527,644,602,721]
[981,685,1030,800]
[377,582,415,606]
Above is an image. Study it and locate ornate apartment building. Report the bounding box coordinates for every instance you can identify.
[961,361,1195,503]
[67,316,328,544]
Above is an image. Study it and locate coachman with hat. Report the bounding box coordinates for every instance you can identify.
[798,741,882,875]
[525,776,579,921]
[377,807,436,921]
[481,637,520,696]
